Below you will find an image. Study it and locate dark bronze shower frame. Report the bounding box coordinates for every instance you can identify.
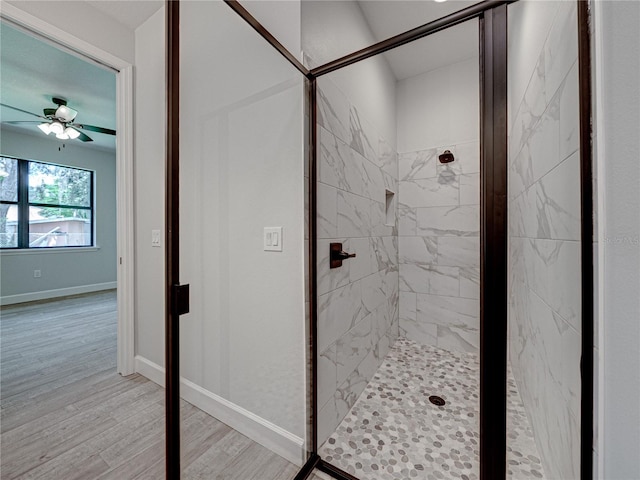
[164,1,594,479]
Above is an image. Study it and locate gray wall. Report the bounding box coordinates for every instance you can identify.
[596,1,640,478]
[0,128,117,301]
[507,2,581,479]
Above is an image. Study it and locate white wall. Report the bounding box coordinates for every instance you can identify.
[240,0,302,60]
[397,57,479,154]
[133,6,166,368]
[594,1,640,478]
[4,1,135,65]
[0,129,116,302]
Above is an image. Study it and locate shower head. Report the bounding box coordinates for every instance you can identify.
[439,150,454,163]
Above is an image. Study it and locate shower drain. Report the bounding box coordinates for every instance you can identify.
[428,395,446,406]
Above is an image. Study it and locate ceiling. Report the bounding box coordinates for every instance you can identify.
[86,1,163,31]
[0,21,116,152]
[357,0,480,80]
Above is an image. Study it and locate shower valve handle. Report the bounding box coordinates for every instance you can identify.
[335,250,356,260]
[330,243,356,268]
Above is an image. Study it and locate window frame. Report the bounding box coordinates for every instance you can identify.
[0,156,95,250]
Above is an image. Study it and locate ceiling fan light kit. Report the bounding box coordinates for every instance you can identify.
[1,97,115,143]
[49,121,65,135]
[55,104,78,122]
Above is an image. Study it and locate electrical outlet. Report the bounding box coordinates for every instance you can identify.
[34,270,41,278]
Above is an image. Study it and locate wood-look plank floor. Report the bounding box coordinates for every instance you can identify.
[0,291,300,480]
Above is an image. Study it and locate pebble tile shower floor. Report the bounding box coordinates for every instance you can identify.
[319,338,545,480]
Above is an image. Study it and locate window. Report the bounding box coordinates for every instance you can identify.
[0,156,94,249]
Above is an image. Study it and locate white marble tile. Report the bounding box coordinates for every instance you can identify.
[371,200,394,237]
[460,173,480,206]
[437,236,479,267]
[383,266,399,303]
[398,205,417,236]
[417,205,480,237]
[400,318,438,347]
[398,148,438,181]
[437,326,479,353]
[558,62,580,162]
[361,156,385,202]
[382,171,398,194]
[459,267,480,300]
[536,151,581,241]
[318,281,363,353]
[399,291,417,323]
[531,239,581,331]
[399,263,430,294]
[529,96,561,184]
[508,143,534,200]
[417,293,478,332]
[362,270,385,315]
[348,237,374,283]
[560,319,581,416]
[371,236,397,272]
[399,176,459,208]
[510,53,546,162]
[398,236,437,265]
[317,78,350,144]
[318,344,337,409]
[337,190,371,238]
[454,141,480,175]
[317,182,337,239]
[336,314,374,385]
[319,126,366,197]
[317,238,350,296]
[335,352,375,415]
[349,105,378,164]
[317,395,340,447]
[379,137,397,177]
[400,264,459,296]
[544,0,578,101]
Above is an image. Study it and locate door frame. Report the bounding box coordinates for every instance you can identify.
[0,3,136,376]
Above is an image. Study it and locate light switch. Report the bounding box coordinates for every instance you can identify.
[152,229,161,247]
[264,227,283,252]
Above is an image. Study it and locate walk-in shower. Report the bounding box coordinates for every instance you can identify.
[163,1,593,479]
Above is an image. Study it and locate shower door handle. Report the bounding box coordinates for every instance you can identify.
[330,243,356,269]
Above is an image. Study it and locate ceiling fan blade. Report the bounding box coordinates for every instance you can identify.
[71,123,116,135]
[0,103,48,120]
[72,128,93,142]
[2,120,43,125]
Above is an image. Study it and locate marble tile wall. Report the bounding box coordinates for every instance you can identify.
[316,76,399,445]
[507,2,581,479]
[397,141,481,353]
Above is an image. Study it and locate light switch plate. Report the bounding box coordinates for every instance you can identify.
[264,227,283,252]
[151,229,161,247]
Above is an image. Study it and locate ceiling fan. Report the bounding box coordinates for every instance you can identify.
[1,97,116,142]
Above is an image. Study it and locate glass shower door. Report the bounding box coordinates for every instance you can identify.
[175,1,310,477]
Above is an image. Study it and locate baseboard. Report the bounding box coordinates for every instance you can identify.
[0,281,117,306]
[134,355,306,466]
